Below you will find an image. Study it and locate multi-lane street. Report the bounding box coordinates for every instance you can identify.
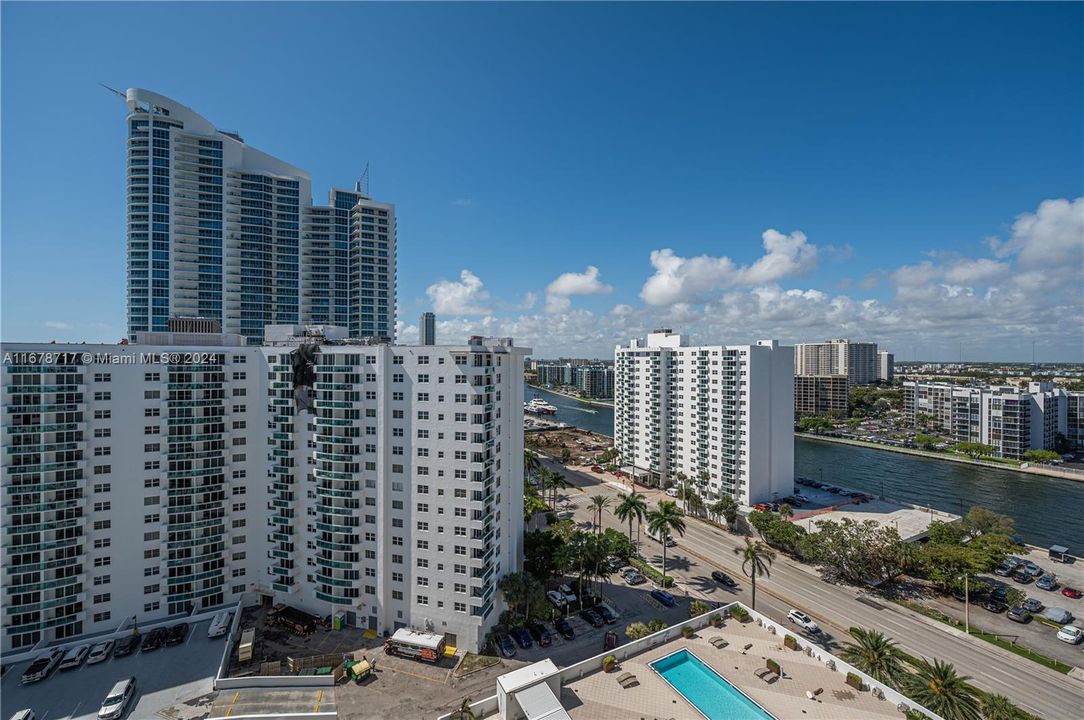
[539,455,1084,720]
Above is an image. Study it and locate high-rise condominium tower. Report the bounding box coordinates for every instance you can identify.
[614,331,794,506]
[124,88,396,345]
[795,339,879,385]
[420,312,436,345]
[1,328,526,655]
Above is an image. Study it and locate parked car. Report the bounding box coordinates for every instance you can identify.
[711,570,736,587]
[605,557,625,573]
[20,649,63,684]
[553,617,575,641]
[97,677,136,720]
[509,627,533,649]
[650,589,676,607]
[1011,570,1033,584]
[579,609,605,628]
[166,623,189,647]
[787,609,821,634]
[1006,607,1032,623]
[494,633,517,658]
[58,644,90,671]
[623,570,646,585]
[1057,625,1083,644]
[113,635,140,658]
[990,586,1009,603]
[529,623,552,647]
[994,563,1014,577]
[546,590,568,608]
[982,600,1006,613]
[141,627,167,652]
[208,610,233,638]
[558,584,578,604]
[1043,607,1074,625]
[591,465,604,473]
[1023,562,1043,577]
[1022,597,1044,613]
[86,640,114,665]
[1036,574,1059,591]
[595,604,619,624]
[1061,587,1083,599]
[665,487,680,498]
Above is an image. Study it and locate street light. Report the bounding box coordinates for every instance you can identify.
[959,574,970,634]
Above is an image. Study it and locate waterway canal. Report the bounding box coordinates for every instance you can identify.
[525,383,1083,550]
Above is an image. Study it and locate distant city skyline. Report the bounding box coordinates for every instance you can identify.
[2,2,1081,360]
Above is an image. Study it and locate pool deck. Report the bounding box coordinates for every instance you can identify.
[556,621,902,720]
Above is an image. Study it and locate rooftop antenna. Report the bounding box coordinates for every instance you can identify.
[356,163,370,196]
[99,83,126,100]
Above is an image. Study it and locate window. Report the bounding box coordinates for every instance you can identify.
[93,611,112,623]
[144,584,160,594]
[144,601,160,612]
[454,602,467,613]
[417,595,429,605]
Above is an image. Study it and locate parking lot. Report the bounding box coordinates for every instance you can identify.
[1,619,224,720]
[507,571,696,667]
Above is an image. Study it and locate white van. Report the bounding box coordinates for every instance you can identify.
[98,677,136,720]
[207,610,233,638]
[665,487,680,498]
[646,526,676,547]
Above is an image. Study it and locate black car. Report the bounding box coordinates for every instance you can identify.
[982,600,1006,613]
[529,622,552,647]
[595,604,618,624]
[114,635,140,657]
[141,627,167,652]
[990,586,1009,603]
[1006,606,1032,623]
[165,622,189,647]
[1011,570,1033,585]
[711,570,736,587]
[553,617,575,640]
[579,609,605,628]
[494,633,517,658]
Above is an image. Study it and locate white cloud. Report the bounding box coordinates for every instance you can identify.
[544,265,612,313]
[989,197,1083,269]
[640,229,817,306]
[44,321,72,330]
[425,270,492,315]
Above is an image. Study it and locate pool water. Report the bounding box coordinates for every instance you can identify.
[649,649,776,720]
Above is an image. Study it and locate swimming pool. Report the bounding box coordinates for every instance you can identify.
[649,648,776,720]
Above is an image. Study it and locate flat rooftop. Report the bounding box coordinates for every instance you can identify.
[789,484,958,542]
[557,621,902,720]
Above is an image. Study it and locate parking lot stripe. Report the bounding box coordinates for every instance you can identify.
[314,689,323,712]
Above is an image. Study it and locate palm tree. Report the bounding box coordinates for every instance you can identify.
[778,503,794,521]
[675,472,689,513]
[646,500,687,580]
[543,470,569,510]
[733,538,775,610]
[589,495,611,533]
[903,658,981,720]
[524,450,541,485]
[979,694,1023,720]
[686,489,705,517]
[614,492,647,549]
[838,628,905,688]
[450,698,475,720]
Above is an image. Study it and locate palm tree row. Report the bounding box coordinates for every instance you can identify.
[840,627,1015,720]
[646,500,687,580]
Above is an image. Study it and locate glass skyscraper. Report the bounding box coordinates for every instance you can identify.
[125,88,396,345]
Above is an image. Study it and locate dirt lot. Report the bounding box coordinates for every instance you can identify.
[228,605,382,677]
[526,427,612,460]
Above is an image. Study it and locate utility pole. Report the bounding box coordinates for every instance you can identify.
[963,574,970,635]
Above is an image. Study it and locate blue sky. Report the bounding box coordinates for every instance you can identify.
[2,2,1081,360]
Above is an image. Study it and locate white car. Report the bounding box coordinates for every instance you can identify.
[58,644,90,671]
[558,583,578,603]
[623,571,647,585]
[1056,625,1083,644]
[788,609,821,634]
[98,677,136,720]
[666,487,680,498]
[546,590,568,608]
[86,640,114,665]
[208,610,233,638]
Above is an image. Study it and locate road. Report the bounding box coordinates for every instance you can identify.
[540,456,1084,720]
